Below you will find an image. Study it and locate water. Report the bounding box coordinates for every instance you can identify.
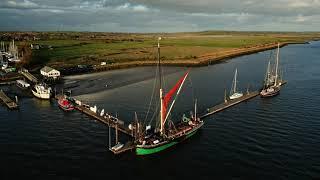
[1,42,320,179]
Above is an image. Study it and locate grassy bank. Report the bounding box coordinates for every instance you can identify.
[8,31,320,71]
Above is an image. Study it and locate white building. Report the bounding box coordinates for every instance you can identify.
[40,66,60,79]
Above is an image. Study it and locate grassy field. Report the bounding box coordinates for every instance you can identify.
[22,31,320,69]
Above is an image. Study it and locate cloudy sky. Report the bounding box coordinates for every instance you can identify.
[1,0,320,32]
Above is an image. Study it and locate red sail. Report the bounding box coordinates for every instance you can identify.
[162,71,189,122]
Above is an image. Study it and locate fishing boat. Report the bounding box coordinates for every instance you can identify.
[229,68,243,100]
[58,97,74,111]
[135,37,204,155]
[31,83,52,99]
[260,43,281,97]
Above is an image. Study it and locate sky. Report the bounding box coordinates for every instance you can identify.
[0,0,320,32]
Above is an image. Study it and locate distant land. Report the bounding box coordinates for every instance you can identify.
[1,31,320,73]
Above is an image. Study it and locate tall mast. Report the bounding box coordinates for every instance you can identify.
[158,37,165,135]
[274,43,280,86]
[194,99,197,121]
[234,69,237,93]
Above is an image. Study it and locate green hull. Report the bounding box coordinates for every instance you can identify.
[136,129,199,155]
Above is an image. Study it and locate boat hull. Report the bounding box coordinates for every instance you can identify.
[136,125,201,155]
[260,87,280,98]
[32,89,51,99]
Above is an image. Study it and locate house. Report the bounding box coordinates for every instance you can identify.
[30,44,40,50]
[40,66,60,79]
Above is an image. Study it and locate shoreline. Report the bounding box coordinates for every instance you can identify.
[90,41,307,73]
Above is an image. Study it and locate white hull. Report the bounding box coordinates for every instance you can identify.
[32,89,51,99]
[229,92,243,100]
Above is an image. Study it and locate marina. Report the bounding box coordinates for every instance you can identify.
[0,40,319,179]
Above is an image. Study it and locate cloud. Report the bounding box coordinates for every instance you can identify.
[0,0,320,32]
[1,0,39,9]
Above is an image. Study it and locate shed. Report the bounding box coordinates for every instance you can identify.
[40,66,60,79]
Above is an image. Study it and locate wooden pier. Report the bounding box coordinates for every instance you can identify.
[200,80,288,119]
[75,105,133,136]
[200,91,259,119]
[0,90,18,109]
[18,68,38,83]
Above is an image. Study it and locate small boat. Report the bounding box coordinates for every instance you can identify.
[260,43,281,98]
[31,83,52,99]
[16,80,30,89]
[58,97,74,111]
[229,68,243,100]
[111,142,124,151]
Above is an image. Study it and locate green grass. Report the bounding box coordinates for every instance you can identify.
[27,32,320,68]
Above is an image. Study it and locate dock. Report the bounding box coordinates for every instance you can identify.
[75,105,133,136]
[200,91,259,119]
[0,90,18,109]
[18,68,38,83]
[200,80,288,119]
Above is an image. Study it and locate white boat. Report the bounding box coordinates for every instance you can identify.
[31,83,52,99]
[229,68,243,100]
[111,142,124,151]
[16,80,30,89]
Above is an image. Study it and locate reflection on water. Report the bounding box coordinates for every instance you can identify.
[1,41,320,179]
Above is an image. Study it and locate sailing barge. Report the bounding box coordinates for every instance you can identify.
[135,37,204,155]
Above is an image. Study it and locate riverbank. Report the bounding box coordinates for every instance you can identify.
[91,41,308,72]
[3,31,319,75]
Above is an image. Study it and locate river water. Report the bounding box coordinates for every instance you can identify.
[1,41,320,179]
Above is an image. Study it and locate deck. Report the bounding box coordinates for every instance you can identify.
[75,105,133,136]
[200,91,259,119]
[0,90,18,109]
[18,68,38,83]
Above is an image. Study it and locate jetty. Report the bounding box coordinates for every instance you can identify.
[200,80,287,119]
[18,68,38,83]
[0,90,18,109]
[200,91,259,119]
[55,94,136,154]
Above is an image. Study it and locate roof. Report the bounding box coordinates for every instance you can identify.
[40,66,58,73]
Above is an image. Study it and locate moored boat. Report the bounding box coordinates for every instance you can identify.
[32,83,52,99]
[58,97,74,111]
[229,68,243,100]
[260,43,281,98]
[135,37,204,155]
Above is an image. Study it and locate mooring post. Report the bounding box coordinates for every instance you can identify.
[224,88,227,103]
[115,123,118,144]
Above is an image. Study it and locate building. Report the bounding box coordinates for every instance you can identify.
[40,66,60,79]
[30,44,40,50]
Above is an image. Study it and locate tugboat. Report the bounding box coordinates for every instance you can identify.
[58,97,74,111]
[135,37,204,155]
[31,83,52,99]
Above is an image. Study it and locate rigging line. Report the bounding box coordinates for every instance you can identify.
[142,57,159,125]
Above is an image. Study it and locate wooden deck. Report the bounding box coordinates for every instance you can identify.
[0,90,18,109]
[75,105,133,136]
[18,68,38,83]
[200,80,288,119]
[200,91,259,119]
